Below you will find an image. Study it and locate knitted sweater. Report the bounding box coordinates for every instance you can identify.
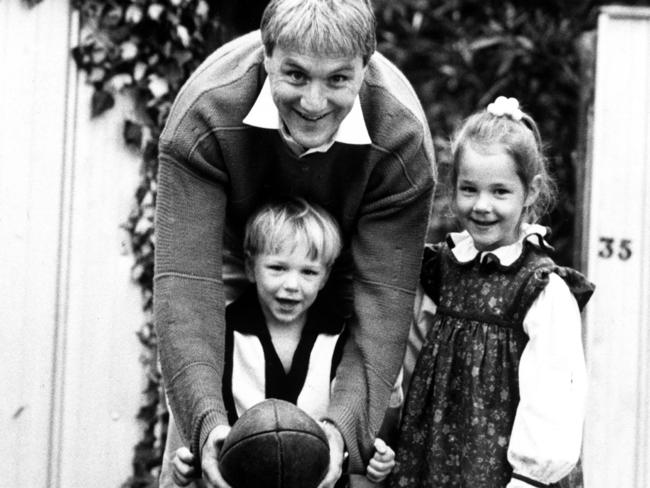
[154,30,435,470]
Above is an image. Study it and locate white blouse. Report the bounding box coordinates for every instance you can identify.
[407,224,587,487]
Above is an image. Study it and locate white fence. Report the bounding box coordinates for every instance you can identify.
[0,1,143,486]
[582,6,650,488]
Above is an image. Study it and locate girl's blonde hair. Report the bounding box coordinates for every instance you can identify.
[260,0,376,64]
[450,105,557,223]
[244,197,343,268]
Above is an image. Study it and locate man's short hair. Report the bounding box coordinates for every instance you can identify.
[244,197,343,268]
[260,0,376,64]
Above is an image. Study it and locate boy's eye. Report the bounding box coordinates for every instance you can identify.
[267,264,285,272]
[302,268,321,277]
[459,185,476,193]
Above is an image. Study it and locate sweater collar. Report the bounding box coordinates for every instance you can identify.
[242,78,372,157]
[448,223,552,267]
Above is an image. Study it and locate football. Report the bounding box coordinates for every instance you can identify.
[218,399,331,488]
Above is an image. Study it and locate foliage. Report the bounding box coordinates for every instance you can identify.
[68,0,649,486]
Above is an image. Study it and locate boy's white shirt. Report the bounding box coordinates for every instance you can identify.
[410,224,587,487]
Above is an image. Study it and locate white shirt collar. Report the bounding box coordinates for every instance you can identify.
[242,78,371,156]
[449,223,550,266]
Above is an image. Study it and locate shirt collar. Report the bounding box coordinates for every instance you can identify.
[449,223,550,266]
[242,78,371,157]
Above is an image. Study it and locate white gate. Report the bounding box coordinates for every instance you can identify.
[0,1,143,486]
[582,6,650,488]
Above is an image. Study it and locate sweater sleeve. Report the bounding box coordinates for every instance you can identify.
[154,139,231,459]
[326,173,434,472]
[507,273,587,486]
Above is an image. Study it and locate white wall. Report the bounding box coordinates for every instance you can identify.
[0,1,143,486]
[582,6,650,488]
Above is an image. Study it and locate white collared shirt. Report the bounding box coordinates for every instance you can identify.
[242,78,371,157]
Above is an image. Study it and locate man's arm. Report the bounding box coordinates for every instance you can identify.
[327,176,434,472]
[154,141,230,459]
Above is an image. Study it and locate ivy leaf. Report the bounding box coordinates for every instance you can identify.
[124,120,143,147]
[91,88,115,117]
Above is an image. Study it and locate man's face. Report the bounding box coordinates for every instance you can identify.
[264,45,366,149]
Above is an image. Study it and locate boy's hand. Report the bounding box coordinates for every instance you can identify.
[316,420,346,488]
[366,438,395,483]
[201,425,233,488]
[172,447,198,487]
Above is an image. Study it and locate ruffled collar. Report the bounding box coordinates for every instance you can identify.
[448,223,553,268]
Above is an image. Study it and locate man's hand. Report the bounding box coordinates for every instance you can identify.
[201,425,233,488]
[316,420,346,488]
[366,438,395,483]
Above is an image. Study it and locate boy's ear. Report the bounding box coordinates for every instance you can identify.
[319,266,332,290]
[525,174,542,207]
[244,255,256,283]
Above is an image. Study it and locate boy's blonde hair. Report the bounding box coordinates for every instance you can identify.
[260,0,376,64]
[244,197,343,268]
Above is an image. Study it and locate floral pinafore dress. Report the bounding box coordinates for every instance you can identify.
[389,239,593,488]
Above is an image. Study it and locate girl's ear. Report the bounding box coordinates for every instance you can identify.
[525,174,542,207]
[244,254,256,283]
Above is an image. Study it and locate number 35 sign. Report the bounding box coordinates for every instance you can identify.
[597,237,632,261]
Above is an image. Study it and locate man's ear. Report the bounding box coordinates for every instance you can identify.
[263,52,271,74]
[525,174,542,207]
[244,255,256,283]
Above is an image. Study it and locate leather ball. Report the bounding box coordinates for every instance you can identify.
[218,399,330,488]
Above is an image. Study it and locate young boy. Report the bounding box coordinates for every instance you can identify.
[169,197,397,487]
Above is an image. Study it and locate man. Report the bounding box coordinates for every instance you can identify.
[154,1,435,486]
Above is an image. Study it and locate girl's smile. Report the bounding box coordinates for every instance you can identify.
[454,144,539,252]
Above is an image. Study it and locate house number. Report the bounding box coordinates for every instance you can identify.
[598,237,632,261]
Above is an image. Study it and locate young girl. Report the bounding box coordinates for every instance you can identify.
[389,97,594,488]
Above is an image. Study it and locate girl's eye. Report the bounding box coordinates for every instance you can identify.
[267,264,285,272]
[494,188,510,196]
[459,185,476,194]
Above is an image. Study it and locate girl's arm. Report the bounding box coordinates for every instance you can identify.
[507,273,587,487]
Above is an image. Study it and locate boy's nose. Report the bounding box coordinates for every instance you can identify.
[281,271,300,291]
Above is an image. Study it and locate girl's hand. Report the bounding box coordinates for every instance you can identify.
[172,447,199,487]
[366,438,395,483]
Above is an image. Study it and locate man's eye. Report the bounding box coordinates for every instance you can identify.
[330,75,348,84]
[288,71,305,82]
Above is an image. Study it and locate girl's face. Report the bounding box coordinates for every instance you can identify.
[454,144,539,252]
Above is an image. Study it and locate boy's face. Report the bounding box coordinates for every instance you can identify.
[246,240,330,329]
[264,45,366,150]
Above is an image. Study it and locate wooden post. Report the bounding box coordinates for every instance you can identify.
[581,6,650,488]
[0,2,143,486]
